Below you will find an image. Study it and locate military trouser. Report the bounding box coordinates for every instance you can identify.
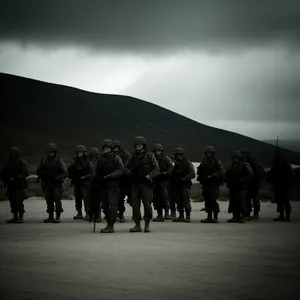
[131,184,153,221]
[7,188,25,214]
[228,188,247,216]
[44,185,63,214]
[274,188,291,214]
[168,186,176,213]
[202,185,220,214]
[89,180,102,217]
[74,184,90,212]
[153,183,170,211]
[246,182,260,214]
[100,186,120,223]
[171,186,192,214]
[118,184,127,215]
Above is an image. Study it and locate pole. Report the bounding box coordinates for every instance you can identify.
[276,136,279,147]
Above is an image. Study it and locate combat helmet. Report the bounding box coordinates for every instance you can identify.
[113,140,121,148]
[135,136,147,145]
[205,146,215,154]
[232,150,242,159]
[174,147,184,155]
[102,139,114,149]
[76,145,87,152]
[47,143,58,152]
[89,147,99,156]
[10,147,20,155]
[153,143,164,151]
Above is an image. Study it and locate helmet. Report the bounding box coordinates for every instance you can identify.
[240,148,249,155]
[174,147,184,155]
[232,150,242,159]
[102,139,114,149]
[205,146,215,154]
[153,143,163,151]
[89,147,99,155]
[47,143,58,152]
[135,136,147,145]
[10,147,20,155]
[113,140,121,148]
[76,145,87,152]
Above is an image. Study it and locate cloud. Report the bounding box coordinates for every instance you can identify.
[0,0,300,54]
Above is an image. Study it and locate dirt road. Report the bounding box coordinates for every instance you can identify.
[1,199,300,300]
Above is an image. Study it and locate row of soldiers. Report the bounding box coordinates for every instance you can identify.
[0,136,294,232]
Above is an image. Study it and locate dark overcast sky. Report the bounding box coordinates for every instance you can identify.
[0,0,300,140]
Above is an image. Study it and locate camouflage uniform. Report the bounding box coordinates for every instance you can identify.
[267,151,293,221]
[124,136,160,233]
[152,143,173,221]
[68,145,94,221]
[170,148,195,222]
[225,150,253,223]
[113,140,130,222]
[197,146,224,223]
[93,139,124,233]
[36,143,67,223]
[0,147,29,223]
[240,148,265,220]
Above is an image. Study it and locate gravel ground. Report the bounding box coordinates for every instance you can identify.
[1,199,300,300]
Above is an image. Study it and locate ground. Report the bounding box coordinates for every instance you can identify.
[0,199,300,300]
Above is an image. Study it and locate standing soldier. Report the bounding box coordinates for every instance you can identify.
[112,140,130,222]
[170,148,195,223]
[68,145,94,221]
[240,148,265,220]
[0,147,29,223]
[36,143,67,223]
[267,151,293,221]
[152,143,173,221]
[124,136,159,233]
[88,147,102,222]
[224,150,253,223]
[93,139,124,233]
[197,146,224,223]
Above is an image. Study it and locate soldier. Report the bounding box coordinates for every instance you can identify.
[88,147,102,222]
[240,148,265,220]
[267,151,293,221]
[68,145,94,221]
[224,150,253,223]
[124,136,159,233]
[197,146,224,223]
[170,147,195,223]
[0,147,29,223]
[92,139,124,233]
[36,143,67,223]
[152,143,173,221]
[112,139,130,222]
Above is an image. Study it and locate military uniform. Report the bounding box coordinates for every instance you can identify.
[152,143,173,221]
[68,145,94,220]
[267,151,293,221]
[113,140,130,222]
[36,143,67,223]
[93,139,124,233]
[170,148,195,222]
[225,150,253,223]
[240,148,265,220]
[197,146,224,223]
[0,147,29,223]
[125,136,159,233]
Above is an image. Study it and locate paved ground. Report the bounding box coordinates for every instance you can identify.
[1,199,300,300]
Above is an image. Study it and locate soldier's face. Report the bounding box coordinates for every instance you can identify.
[206,152,213,158]
[103,147,111,153]
[48,151,55,158]
[241,153,247,160]
[136,144,143,151]
[77,151,84,157]
[113,147,119,153]
[155,150,162,156]
[176,154,183,160]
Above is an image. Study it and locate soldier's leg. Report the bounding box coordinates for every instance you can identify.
[168,186,176,218]
[141,185,153,232]
[15,189,25,223]
[283,189,292,221]
[228,189,239,223]
[274,189,285,221]
[44,186,55,223]
[182,187,192,222]
[238,189,247,223]
[81,185,90,220]
[153,184,164,222]
[130,185,142,232]
[6,189,19,223]
[118,184,126,222]
[251,184,260,219]
[161,184,170,218]
[172,186,185,222]
[53,185,63,223]
[201,187,213,222]
[73,185,83,219]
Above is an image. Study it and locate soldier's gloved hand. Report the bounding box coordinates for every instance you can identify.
[146,175,151,180]
[103,175,110,180]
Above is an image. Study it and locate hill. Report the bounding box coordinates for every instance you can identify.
[1,72,300,168]
[264,139,300,153]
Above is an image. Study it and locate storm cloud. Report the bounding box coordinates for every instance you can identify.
[0,0,300,140]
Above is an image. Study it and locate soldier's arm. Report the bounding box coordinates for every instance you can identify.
[67,162,74,179]
[108,156,124,179]
[56,159,68,181]
[183,161,196,181]
[124,154,133,175]
[213,159,225,179]
[14,160,29,179]
[149,154,160,179]
[165,156,173,175]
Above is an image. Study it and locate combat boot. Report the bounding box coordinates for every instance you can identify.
[130,220,142,232]
[101,222,115,233]
[7,213,18,223]
[118,214,126,223]
[201,212,214,223]
[185,212,191,223]
[164,210,170,220]
[238,215,246,223]
[54,212,61,223]
[84,212,90,221]
[172,212,185,222]
[167,210,176,220]
[213,211,219,223]
[153,210,164,222]
[44,213,55,223]
[17,212,24,223]
[73,210,83,220]
[273,212,286,222]
[251,211,260,220]
[244,214,252,222]
[144,220,150,233]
